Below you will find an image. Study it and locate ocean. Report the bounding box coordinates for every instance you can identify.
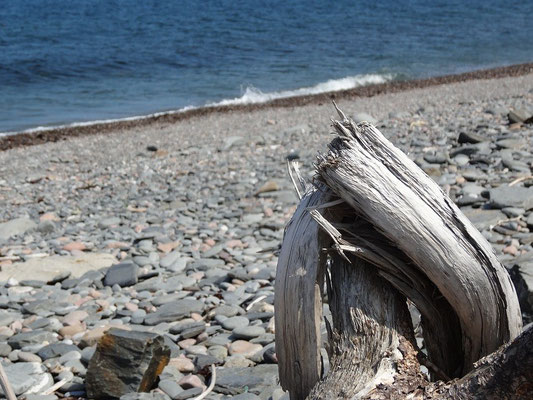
[1,0,532,134]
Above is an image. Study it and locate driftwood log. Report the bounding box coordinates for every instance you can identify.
[274,107,528,399]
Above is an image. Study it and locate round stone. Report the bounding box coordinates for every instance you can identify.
[232,325,266,340]
[221,316,249,331]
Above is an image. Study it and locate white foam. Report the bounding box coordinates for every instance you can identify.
[0,73,393,137]
[211,73,394,106]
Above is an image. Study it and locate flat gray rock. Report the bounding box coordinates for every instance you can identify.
[0,217,37,240]
[214,364,278,395]
[489,186,533,209]
[144,299,204,326]
[462,208,506,231]
[104,262,139,287]
[8,330,58,349]
[0,362,54,396]
[0,253,115,283]
[222,316,249,330]
[232,325,266,340]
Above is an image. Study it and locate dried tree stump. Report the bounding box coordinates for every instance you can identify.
[275,108,525,399]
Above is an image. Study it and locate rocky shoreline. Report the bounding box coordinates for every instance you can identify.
[1,63,532,152]
[1,72,533,399]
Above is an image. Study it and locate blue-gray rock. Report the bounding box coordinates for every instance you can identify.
[24,395,59,400]
[144,299,204,326]
[159,379,184,399]
[0,217,37,241]
[37,220,56,234]
[0,362,54,396]
[175,388,203,400]
[81,346,96,363]
[212,304,241,318]
[232,393,262,400]
[104,263,139,287]
[38,343,80,360]
[214,365,278,395]
[98,217,121,229]
[221,316,249,331]
[160,251,181,269]
[232,325,266,340]
[489,186,533,209]
[0,343,12,356]
[193,354,223,371]
[120,393,171,400]
[8,330,57,350]
[457,131,486,144]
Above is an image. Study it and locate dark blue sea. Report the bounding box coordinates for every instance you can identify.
[1,0,532,134]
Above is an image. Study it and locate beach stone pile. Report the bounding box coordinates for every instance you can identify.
[0,79,533,399]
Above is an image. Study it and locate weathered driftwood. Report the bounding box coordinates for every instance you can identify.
[274,187,332,399]
[274,109,524,399]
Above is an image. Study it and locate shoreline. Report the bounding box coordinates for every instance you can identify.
[1,62,532,152]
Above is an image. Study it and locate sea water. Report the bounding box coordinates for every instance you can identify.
[1,0,532,133]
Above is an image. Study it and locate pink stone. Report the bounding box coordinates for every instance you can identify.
[63,241,86,252]
[157,241,180,253]
[88,289,101,299]
[169,356,195,373]
[503,245,518,256]
[59,322,86,337]
[178,374,206,390]
[190,312,203,322]
[178,338,196,349]
[225,239,244,249]
[124,302,138,312]
[106,241,129,249]
[63,310,89,326]
[10,320,22,332]
[229,340,263,358]
[40,213,59,221]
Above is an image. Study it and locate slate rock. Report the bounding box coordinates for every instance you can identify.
[0,217,37,241]
[232,394,262,400]
[159,379,184,399]
[0,344,11,359]
[232,325,266,340]
[221,316,249,330]
[175,388,202,400]
[120,393,171,400]
[144,299,204,326]
[214,365,278,395]
[462,208,507,231]
[193,354,223,371]
[86,328,170,399]
[98,217,121,229]
[8,330,57,350]
[457,131,485,144]
[0,362,54,396]
[104,262,139,287]
[25,395,59,400]
[508,108,531,124]
[489,186,533,209]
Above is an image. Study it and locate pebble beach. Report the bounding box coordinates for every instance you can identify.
[1,68,533,399]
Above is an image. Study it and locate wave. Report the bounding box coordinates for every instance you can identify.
[211,73,395,106]
[0,73,394,136]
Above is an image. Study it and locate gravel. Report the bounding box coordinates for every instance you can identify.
[0,72,532,398]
